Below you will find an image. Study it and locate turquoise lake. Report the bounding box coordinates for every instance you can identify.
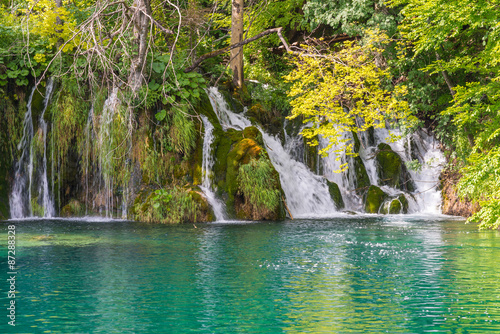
[1,216,500,333]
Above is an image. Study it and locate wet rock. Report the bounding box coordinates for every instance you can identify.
[365,185,388,213]
[376,143,414,191]
[326,180,344,210]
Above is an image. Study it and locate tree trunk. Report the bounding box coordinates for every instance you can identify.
[230,0,244,88]
[130,0,151,94]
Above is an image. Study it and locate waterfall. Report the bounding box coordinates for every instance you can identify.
[320,126,445,214]
[79,88,133,219]
[318,132,363,211]
[207,86,445,217]
[10,80,55,219]
[368,127,444,214]
[39,79,55,217]
[206,87,338,218]
[199,115,227,221]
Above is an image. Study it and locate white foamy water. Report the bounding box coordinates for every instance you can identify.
[200,115,227,221]
[10,79,55,219]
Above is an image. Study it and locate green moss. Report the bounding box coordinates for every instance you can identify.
[365,185,388,213]
[226,138,263,209]
[366,126,375,146]
[189,189,214,222]
[351,131,361,153]
[353,156,370,194]
[389,199,402,214]
[191,121,204,186]
[237,156,282,219]
[376,143,414,191]
[60,199,85,217]
[327,180,344,210]
[304,136,319,173]
[398,194,409,213]
[132,187,203,224]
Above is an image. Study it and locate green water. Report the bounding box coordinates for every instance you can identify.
[1,216,500,333]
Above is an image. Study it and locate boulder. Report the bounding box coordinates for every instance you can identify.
[365,185,388,213]
[326,180,344,210]
[376,143,414,191]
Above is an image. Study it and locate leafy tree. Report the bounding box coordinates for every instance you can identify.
[391,0,500,228]
[304,0,400,37]
[284,30,411,170]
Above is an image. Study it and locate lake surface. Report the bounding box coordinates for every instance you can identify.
[1,216,500,333]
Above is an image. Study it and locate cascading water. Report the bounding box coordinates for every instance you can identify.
[38,79,55,217]
[206,87,338,218]
[10,80,55,218]
[78,88,133,219]
[320,126,445,214]
[207,86,446,217]
[199,115,227,221]
[368,127,444,213]
[318,132,363,210]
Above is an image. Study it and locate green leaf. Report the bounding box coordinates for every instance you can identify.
[7,70,20,78]
[179,89,190,99]
[155,109,167,121]
[152,62,165,74]
[162,96,175,104]
[149,80,160,91]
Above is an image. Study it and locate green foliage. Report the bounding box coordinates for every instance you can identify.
[458,148,500,229]
[392,0,500,227]
[133,187,200,224]
[285,30,412,170]
[237,156,281,212]
[142,53,206,109]
[50,79,88,163]
[304,0,399,37]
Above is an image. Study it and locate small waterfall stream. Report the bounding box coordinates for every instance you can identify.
[10,80,55,218]
[199,115,227,221]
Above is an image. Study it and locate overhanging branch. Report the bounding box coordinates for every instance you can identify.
[185,27,290,72]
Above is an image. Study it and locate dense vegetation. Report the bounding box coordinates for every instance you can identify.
[0,0,499,228]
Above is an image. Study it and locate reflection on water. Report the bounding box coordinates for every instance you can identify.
[1,217,500,333]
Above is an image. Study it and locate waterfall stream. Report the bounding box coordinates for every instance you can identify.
[10,80,55,218]
[199,115,227,221]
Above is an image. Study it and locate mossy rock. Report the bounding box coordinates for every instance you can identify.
[226,138,263,209]
[398,194,409,213]
[190,118,204,186]
[366,126,375,147]
[376,143,414,191]
[389,199,402,214]
[353,156,371,195]
[60,199,86,217]
[351,131,361,153]
[379,195,409,214]
[365,185,388,213]
[304,136,319,173]
[242,126,262,142]
[0,157,10,220]
[326,180,344,210]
